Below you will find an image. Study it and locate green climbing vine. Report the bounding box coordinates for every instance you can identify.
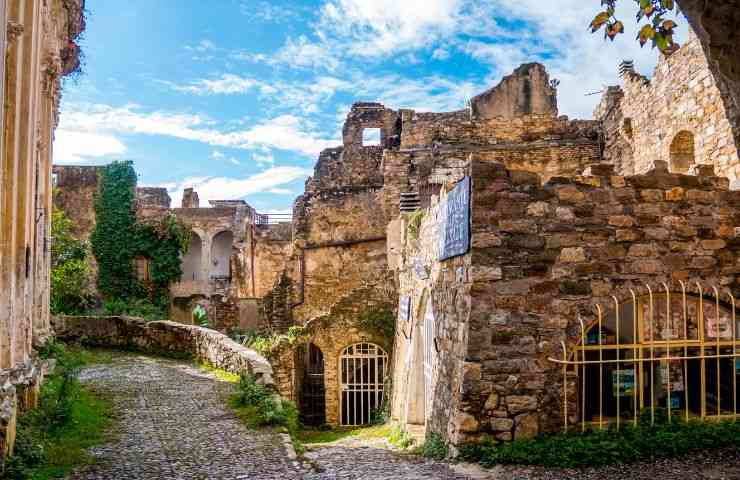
[358,307,395,339]
[90,161,190,314]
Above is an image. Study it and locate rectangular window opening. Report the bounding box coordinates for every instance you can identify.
[362,128,381,147]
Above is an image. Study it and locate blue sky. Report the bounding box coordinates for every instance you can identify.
[54,0,686,212]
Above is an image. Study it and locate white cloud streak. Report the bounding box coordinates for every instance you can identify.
[166,166,311,206]
[58,103,337,157]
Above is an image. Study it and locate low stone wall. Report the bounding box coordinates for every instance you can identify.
[53,316,274,384]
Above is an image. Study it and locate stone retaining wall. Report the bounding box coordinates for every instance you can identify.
[52,316,274,384]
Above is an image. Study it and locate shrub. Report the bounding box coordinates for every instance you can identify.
[50,207,93,315]
[422,432,448,460]
[232,375,300,439]
[102,298,166,321]
[458,419,740,468]
[388,425,415,449]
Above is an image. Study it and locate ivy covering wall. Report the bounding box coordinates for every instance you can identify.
[90,161,189,312]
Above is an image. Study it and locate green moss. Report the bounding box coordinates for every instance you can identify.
[406,209,425,240]
[357,308,395,340]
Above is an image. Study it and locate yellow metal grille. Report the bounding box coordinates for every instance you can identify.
[548,281,739,432]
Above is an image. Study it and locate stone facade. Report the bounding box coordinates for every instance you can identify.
[52,168,293,332]
[596,32,739,179]
[52,315,273,384]
[391,159,740,447]
[0,0,85,461]
[258,63,605,429]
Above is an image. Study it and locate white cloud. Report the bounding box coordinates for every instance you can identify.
[229,157,241,166]
[319,0,462,56]
[167,166,311,206]
[274,35,341,71]
[253,151,275,167]
[267,188,294,195]
[211,150,225,159]
[58,103,337,157]
[186,39,216,53]
[431,47,450,60]
[172,74,277,95]
[53,130,126,164]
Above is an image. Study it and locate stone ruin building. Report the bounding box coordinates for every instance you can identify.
[52,166,293,332]
[596,30,739,179]
[44,16,740,453]
[0,0,86,460]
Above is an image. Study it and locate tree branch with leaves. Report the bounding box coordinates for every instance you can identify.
[590,0,681,53]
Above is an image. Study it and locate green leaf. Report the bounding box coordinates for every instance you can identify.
[590,11,610,32]
[637,24,656,46]
[661,0,675,10]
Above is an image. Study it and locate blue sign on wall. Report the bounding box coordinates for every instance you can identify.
[438,176,471,261]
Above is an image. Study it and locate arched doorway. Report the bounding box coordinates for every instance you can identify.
[298,343,326,426]
[569,291,739,428]
[339,343,388,426]
[669,130,695,174]
[211,230,233,279]
[181,232,202,281]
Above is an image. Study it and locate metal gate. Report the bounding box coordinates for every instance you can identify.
[340,343,388,426]
[548,281,740,432]
[299,343,326,426]
[423,300,436,416]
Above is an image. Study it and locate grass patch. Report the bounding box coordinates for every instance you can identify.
[388,425,415,449]
[228,374,304,454]
[199,362,240,383]
[298,424,392,444]
[3,342,115,479]
[459,414,740,468]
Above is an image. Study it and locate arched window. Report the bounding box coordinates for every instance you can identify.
[339,343,388,426]
[181,232,202,281]
[565,289,739,429]
[669,130,695,174]
[210,230,233,279]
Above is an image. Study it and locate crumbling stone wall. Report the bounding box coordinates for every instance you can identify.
[53,315,274,383]
[0,0,85,461]
[470,63,558,120]
[52,165,102,241]
[596,32,739,180]
[252,223,292,298]
[393,159,740,447]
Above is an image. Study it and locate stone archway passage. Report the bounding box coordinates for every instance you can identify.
[339,343,388,426]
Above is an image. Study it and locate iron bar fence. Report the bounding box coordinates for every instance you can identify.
[548,281,739,432]
[255,212,292,225]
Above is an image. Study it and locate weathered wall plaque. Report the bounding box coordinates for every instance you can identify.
[438,176,471,261]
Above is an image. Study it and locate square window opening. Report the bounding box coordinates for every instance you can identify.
[362,128,381,147]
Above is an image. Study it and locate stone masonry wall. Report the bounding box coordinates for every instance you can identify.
[596,32,739,180]
[53,315,274,384]
[461,159,740,445]
[388,185,472,446]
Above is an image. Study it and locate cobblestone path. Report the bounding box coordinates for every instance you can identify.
[68,353,472,480]
[69,353,739,480]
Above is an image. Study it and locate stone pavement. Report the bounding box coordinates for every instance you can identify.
[68,353,740,480]
[68,353,471,480]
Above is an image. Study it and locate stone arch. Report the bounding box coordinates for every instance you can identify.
[669,130,695,173]
[181,231,203,281]
[210,230,233,279]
